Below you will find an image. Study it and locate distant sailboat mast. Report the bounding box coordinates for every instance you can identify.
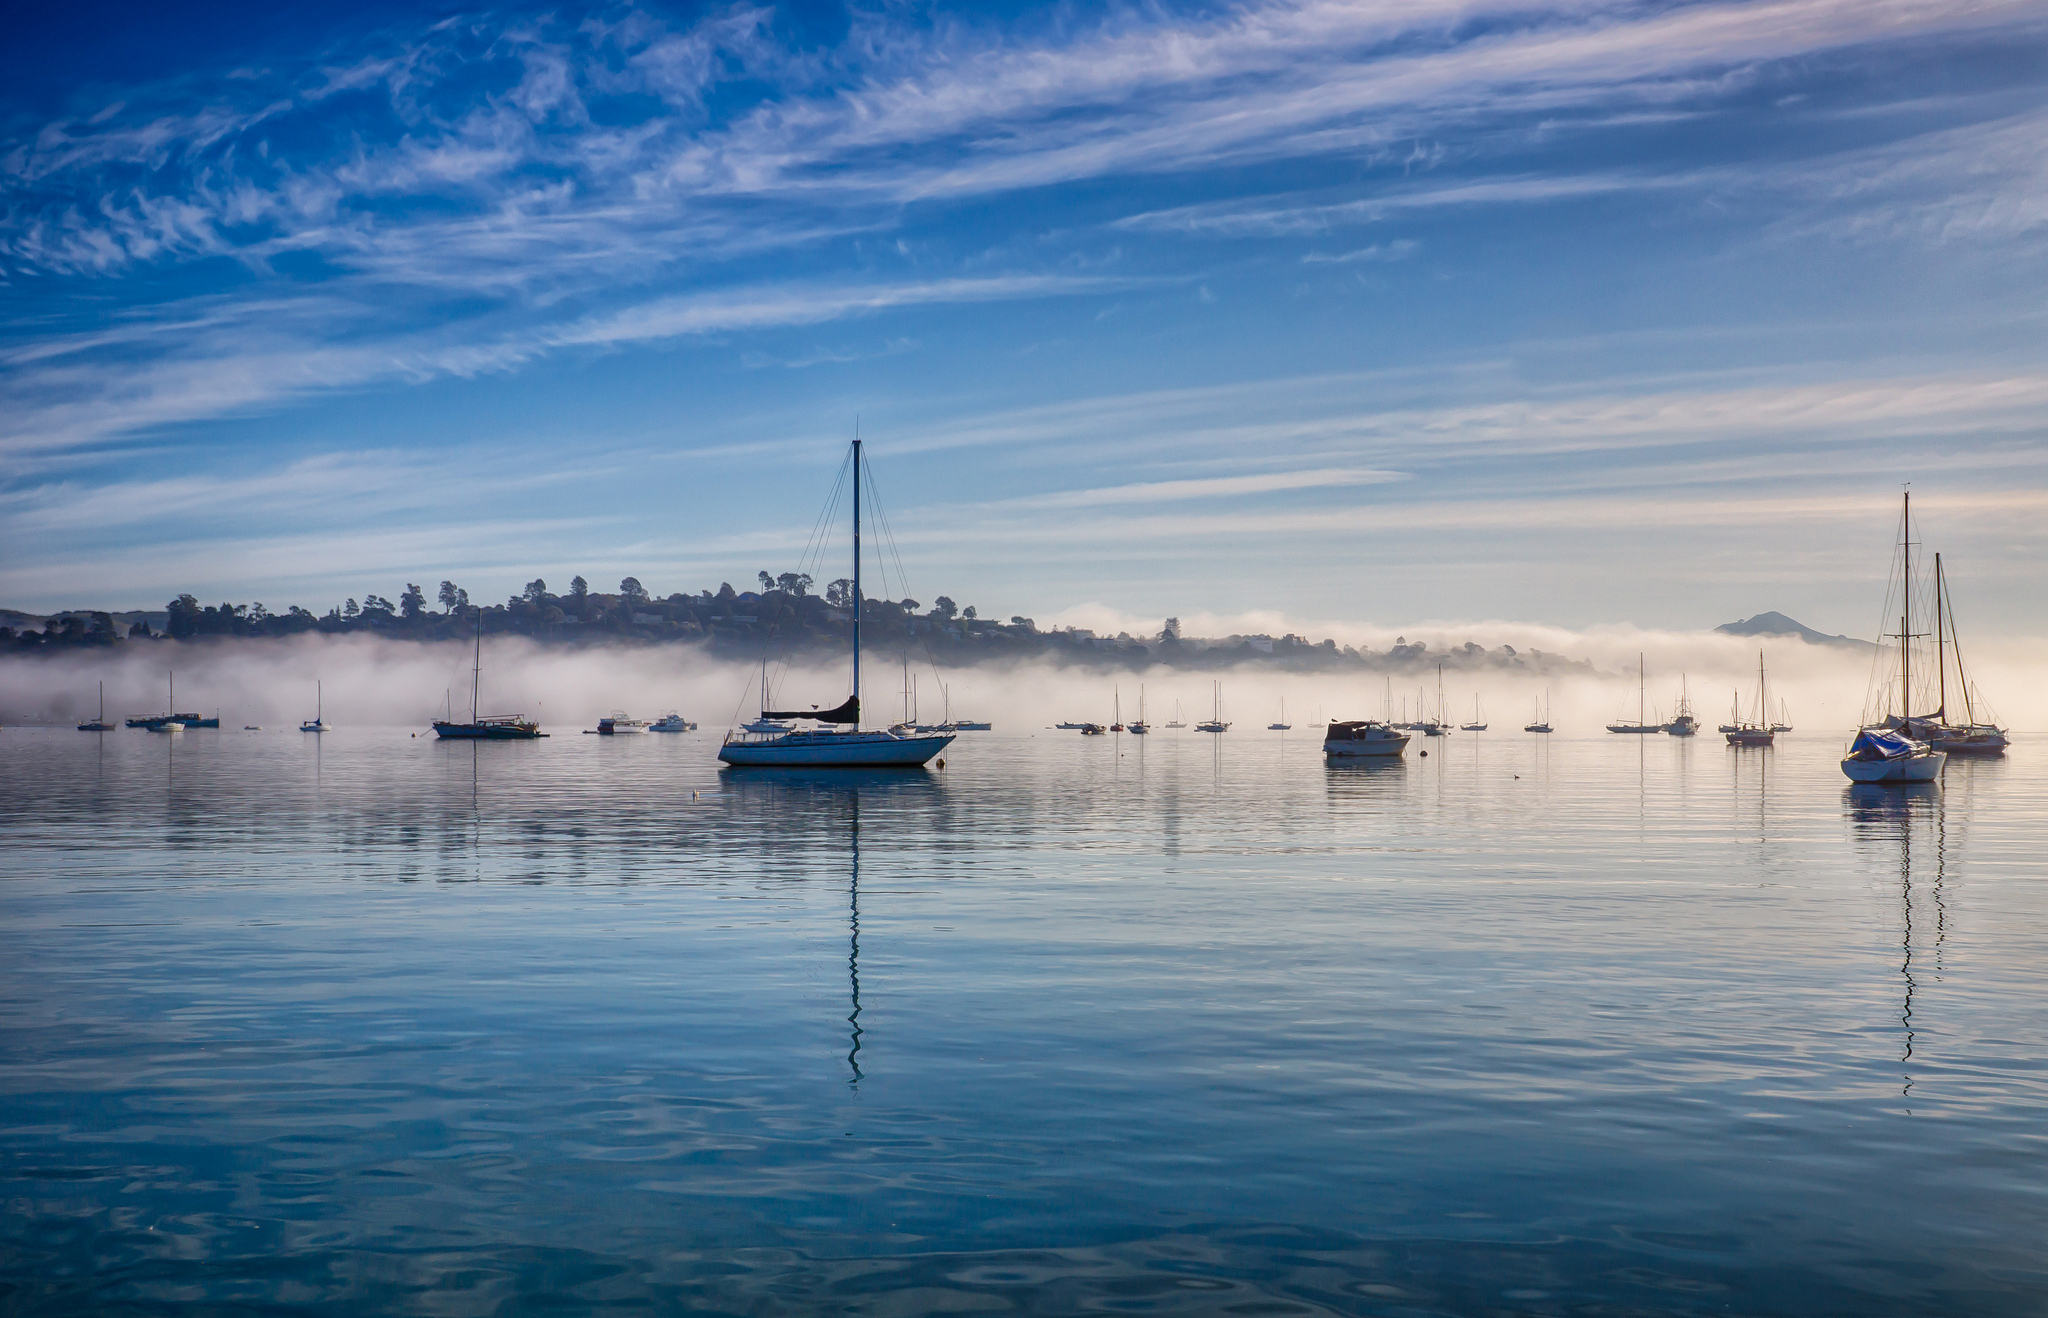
[852,431,863,729]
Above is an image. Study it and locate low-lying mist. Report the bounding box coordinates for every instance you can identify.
[4,627,2037,735]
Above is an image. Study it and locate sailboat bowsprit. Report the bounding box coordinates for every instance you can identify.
[718,437,953,768]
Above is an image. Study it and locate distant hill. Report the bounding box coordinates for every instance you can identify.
[1716,612,1873,650]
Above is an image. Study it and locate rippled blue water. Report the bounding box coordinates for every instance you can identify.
[3,725,2045,1314]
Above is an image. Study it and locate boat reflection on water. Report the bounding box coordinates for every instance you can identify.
[1844,779,1947,1103]
[715,771,945,1083]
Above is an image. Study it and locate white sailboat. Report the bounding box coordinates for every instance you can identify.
[1163,700,1186,730]
[1196,681,1229,732]
[77,681,113,732]
[1607,654,1659,732]
[1460,694,1486,732]
[1901,551,2008,755]
[300,681,330,733]
[1725,652,1775,747]
[1842,490,1944,782]
[719,437,954,768]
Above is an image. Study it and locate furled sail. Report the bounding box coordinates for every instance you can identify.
[762,695,859,724]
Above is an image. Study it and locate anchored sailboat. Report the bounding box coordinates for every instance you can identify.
[77,681,113,732]
[1842,491,1943,783]
[1607,654,1659,732]
[1725,652,1775,747]
[434,609,544,739]
[300,681,330,733]
[1196,681,1230,732]
[718,437,954,768]
[1524,690,1552,734]
[1897,552,2009,755]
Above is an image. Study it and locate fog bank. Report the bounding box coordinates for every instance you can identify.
[4,627,2039,735]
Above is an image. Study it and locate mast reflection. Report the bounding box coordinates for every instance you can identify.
[1845,781,1945,1104]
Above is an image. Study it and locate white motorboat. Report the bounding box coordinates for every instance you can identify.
[1663,677,1697,736]
[599,712,650,734]
[953,721,993,731]
[718,436,953,769]
[744,718,797,734]
[650,712,696,732]
[1323,720,1409,758]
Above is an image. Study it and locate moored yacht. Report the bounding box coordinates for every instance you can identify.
[1607,653,1659,732]
[650,712,697,732]
[77,681,114,732]
[300,680,330,733]
[1894,549,2009,755]
[434,609,545,739]
[718,436,953,769]
[1196,681,1230,733]
[1725,653,1775,747]
[1323,720,1409,759]
[1663,676,1697,736]
[1843,728,1943,782]
[1841,491,1949,781]
[598,712,650,734]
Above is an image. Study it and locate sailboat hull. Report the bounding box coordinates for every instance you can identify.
[718,730,954,767]
[1841,752,1944,782]
[1323,737,1407,758]
[434,720,544,740]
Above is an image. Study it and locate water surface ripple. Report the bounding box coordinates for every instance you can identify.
[3,727,2044,1314]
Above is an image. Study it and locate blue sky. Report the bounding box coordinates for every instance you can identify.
[4,0,2047,635]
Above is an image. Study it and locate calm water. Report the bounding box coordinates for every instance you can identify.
[3,725,2045,1315]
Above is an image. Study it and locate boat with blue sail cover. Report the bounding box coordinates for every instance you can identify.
[1842,491,1946,783]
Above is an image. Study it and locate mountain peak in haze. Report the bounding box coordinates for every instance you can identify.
[1715,612,1873,650]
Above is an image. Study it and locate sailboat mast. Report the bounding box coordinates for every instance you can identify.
[1901,490,1911,719]
[1638,652,1645,726]
[852,435,862,727]
[1945,566,1979,727]
[471,607,481,723]
[1934,553,1947,721]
